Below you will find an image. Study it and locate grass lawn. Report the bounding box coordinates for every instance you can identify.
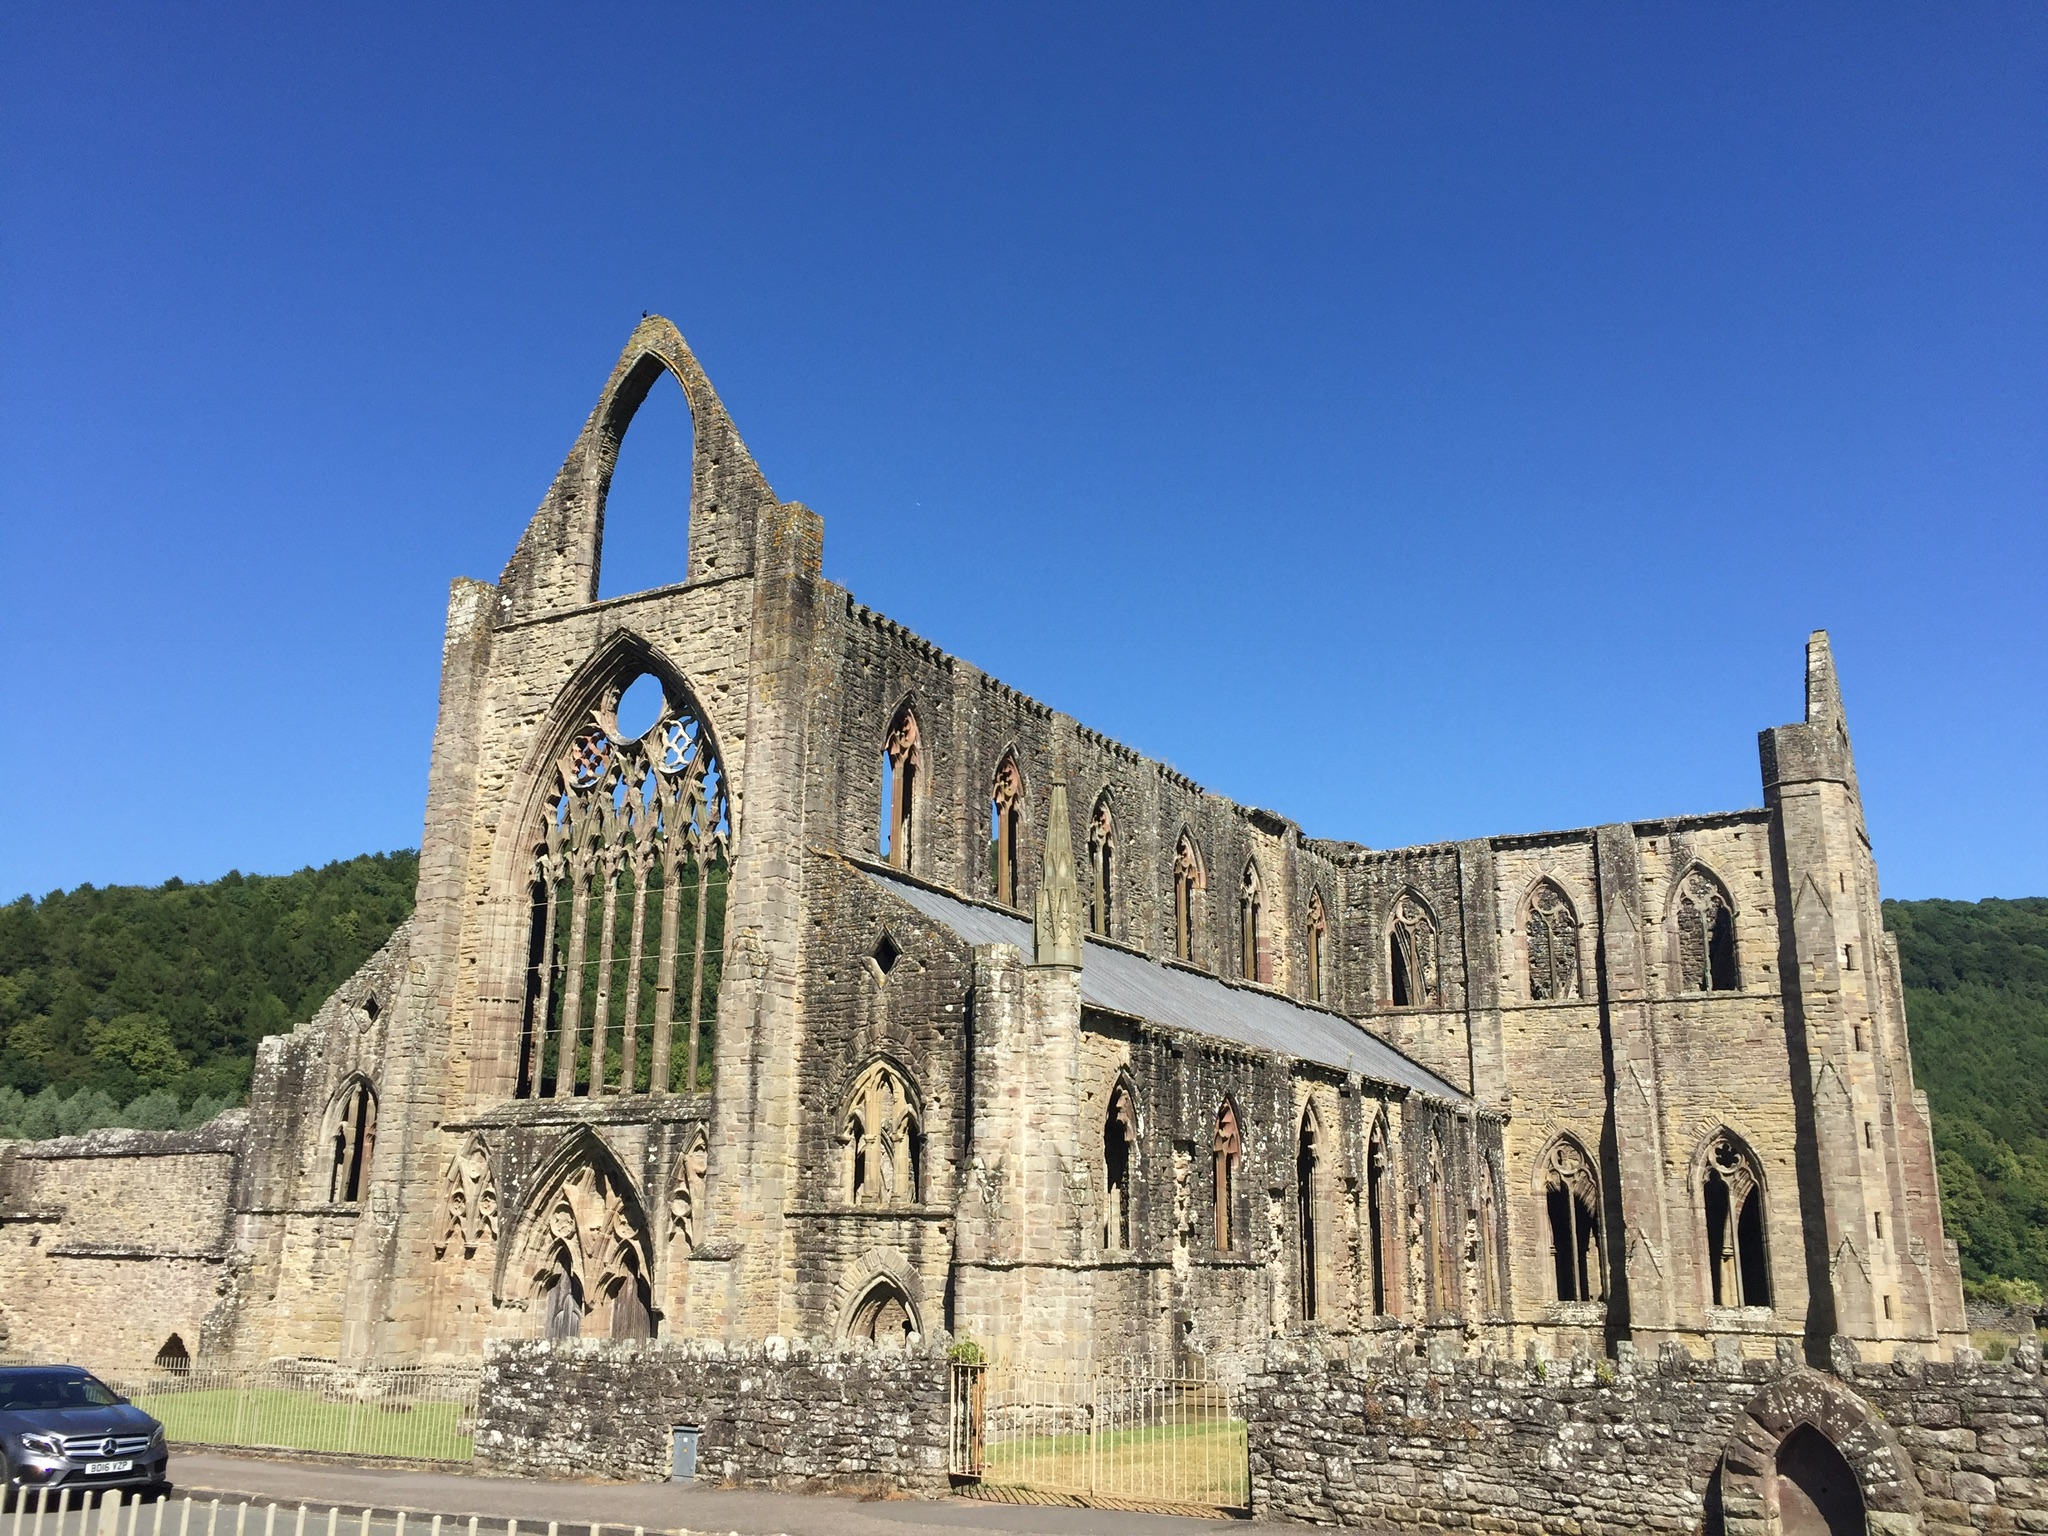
[134,1387,473,1462]
[981,1415,1248,1508]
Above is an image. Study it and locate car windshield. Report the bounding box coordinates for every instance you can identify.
[0,1373,121,1411]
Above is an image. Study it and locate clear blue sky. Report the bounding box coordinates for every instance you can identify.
[3,5,2043,905]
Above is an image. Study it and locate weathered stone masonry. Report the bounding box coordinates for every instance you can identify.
[0,316,1968,1424]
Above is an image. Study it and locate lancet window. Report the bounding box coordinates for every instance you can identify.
[1387,892,1440,1008]
[1306,890,1328,1003]
[990,754,1025,907]
[880,706,920,871]
[1239,862,1267,983]
[518,673,730,1100]
[1296,1108,1322,1322]
[1102,1080,1136,1252]
[1526,881,1582,1002]
[1173,834,1205,964]
[328,1079,376,1204]
[1087,794,1115,938]
[1703,1132,1771,1308]
[1542,1137,1604,1302]
[1365,1118,1390,1316]
[843,1062,925,1207]
[1212,1100,1241,1251]
[1675,866,1741,993]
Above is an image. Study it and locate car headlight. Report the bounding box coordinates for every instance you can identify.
[16,1434,61,1458]
[149,1425,166,1448]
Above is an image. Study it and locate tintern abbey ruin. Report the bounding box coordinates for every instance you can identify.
[0,318,1971,1383]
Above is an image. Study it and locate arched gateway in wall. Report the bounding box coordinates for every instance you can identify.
[1706,1371,1920,1536]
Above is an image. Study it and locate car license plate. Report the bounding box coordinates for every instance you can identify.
[84,1460,133,1475]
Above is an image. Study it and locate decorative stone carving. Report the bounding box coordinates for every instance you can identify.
[436,1135,498,1259]
[669,1126,708,1252]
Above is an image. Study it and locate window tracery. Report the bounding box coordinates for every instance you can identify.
[1239,862,1267,983]
[1525,881,1582,1002]
[328,1079,376,1204]
[1087,793,1115,938]
[1102,1079,1136,1252]
[1541,1137,1603,1302]
[1387,893,1440,1008]
[1702,1131,1771,1307]
[1305,890,1328,1003]
[1173,835,1205,964]
[843,1062,925,1206]
[990,754,1024,907]
[1212,1100,1241,1251]
[1674,866,1741,993]
[519,674,730,1099]
[526,1158,655,1341]
[436,1134,499,1259]
[881,706,920,871]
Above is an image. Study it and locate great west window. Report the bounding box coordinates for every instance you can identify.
[518,675,731,1097]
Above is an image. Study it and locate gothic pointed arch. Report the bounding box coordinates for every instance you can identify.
[880,697,923,872]
[498,633,734,1103]
[1694,1126,1772,1308]
[989,748,1027,908]
[1172,830,1207,964]
[1238,860,1268,982]
[1211,1097,1243,1252]
[1385,888,1441,1008]
[1669,862,1741,993]
[1707,1371,1921,1536]
[1364,1108,1393,1316]
[323,1075,378,1205]
[1295,1099,1328,1322]
[435,1133,499,1260]
[497,1127,656,1340]
[497,316,777,621]
[1086,789,1116,938]
[1101,1071,1140,1252]
[1305,887,1330,1003]
[837,1252,926,1347]
[839,1056,927,1207]
[1534,1132,1604,1302]
[1522,879,1583,1002]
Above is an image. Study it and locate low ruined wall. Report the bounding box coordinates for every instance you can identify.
[0,1115,247,1374]
[474,1338,952,1493]
[1246,1340,2046,1536]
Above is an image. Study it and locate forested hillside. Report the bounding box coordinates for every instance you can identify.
[0,859,2039,1304]
[0,853,417,1138]
[1887,896,2048,1304]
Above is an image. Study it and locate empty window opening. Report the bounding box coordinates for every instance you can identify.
[1239,863,1267,983]
[844,1062,924,1206]
[1525,881,1582,1001]
[1366,1122,1389,1316]
[1306,891,1328,1004]
[880,707,920,871]
[1103,1082,1136,1252]
[1297,1111,1320,1321]
[1542,1138,1604,1303]
[1387,893,1439,1007]
[990,755,1024,908]
[1774,1425,1866,1536]
[362,995,380,1026]
[153,1335,191,1374]
[1088,795,1116,938]
[329,1080,377,1203]
[596,365,695,601]
[1703,1132,1771,1307]
[1863,1120,1874,1149]
[614,673,666,741]
[1212,1101,1241,1251]
[1873,1210,1884,1242]
[519,680,731,1099]
[1853,1024,1866,1052]
[1843,943,1857,971]
[1675,868,1741,992]
[847,1280,918,1346]
[1882,1292,1893,1320]
[1173,835,1205,964]
[871,932,900,979]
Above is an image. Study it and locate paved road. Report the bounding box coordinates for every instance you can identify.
[159,1455,1247,1536]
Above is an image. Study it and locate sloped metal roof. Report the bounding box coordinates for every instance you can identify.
[863,868,1469,1104]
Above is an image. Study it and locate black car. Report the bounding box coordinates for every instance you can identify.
[0,1368,168,1503]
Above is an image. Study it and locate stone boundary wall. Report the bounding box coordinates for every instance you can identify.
[1246,1340,2045,1536]
[473,1338,951,1494]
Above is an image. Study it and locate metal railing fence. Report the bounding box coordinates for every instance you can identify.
[3,1490,724,1536]
[949,1357,1248,1512]
[108,1364,481,1463]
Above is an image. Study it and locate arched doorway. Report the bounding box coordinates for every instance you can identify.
[846,1279,919,1346]
[1775,1425,1865,1536]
